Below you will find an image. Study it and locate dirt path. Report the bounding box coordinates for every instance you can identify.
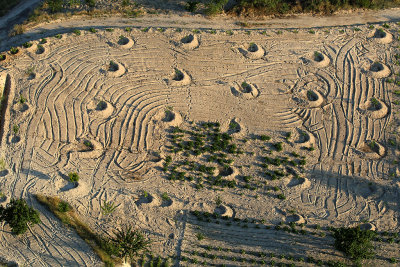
[1,7,400,52]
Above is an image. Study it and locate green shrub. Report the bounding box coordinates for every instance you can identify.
[85,0,96,8]
[10,47,19,54]
[68,172,79,184]
[0,198,41,235]
[47,0,63,13]
[58,201,71,212]
[185,1,199,12]
[333,226,376,263]
[205,0,228,15]
[101,200,117,215]
[111,225,150,262]
[22,42,32,48]
[274,142,283,152]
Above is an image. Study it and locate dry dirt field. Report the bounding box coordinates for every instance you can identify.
[0,18,400,266]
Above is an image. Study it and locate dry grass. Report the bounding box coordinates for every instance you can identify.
[35,194,118,266]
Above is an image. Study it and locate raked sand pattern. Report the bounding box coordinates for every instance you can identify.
[0,24,400,265]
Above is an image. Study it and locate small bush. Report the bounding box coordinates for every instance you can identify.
[274,142,283,152]
[10,47,19,55]
[111,225,150,262]
[13,125,19,135]
[185,1,199,12]
[22,42,32,48]
[101,200,117,215]
[47,0,63,13]
[260,134,271,141]
[0,198,41,235]
[85,0,96,8]
[73,29,81,35]
[68,172,79,184]
[205,0,228,15]
[333,226,376,263]
[196,232,205,240]
[58,201,71,212]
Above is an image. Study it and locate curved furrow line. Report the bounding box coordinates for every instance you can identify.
[31,67,54,105]
[326,103,338,158]
[105,87,169,149]
[129,97,170,151]
[75,76,105,139]
[33,64,61,104]
[136,103,169,151]
[52,62,100,142]
[343,49,362,157]
[314,127,327,161]
[59,64,102,141]
[48,36,108,60]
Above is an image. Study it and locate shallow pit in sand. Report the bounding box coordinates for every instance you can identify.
[359,140,386,159]
[230,82,259,99]
[305,89,324,108]
[370,28,392,44]
[117,36,134,49]
[181,34,199,49]
[106,60,126,77]
[239,43,265,59]
[359,98,388,119]
[367,62,390,78]
[168,69,191,86]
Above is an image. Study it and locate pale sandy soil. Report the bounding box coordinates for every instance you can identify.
[0,14,400,267]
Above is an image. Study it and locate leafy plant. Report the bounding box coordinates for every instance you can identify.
[125,27,132,32]
[22,42,32,48]
[73,29,81,35]
[0,198,41,235]
[55,34,62,39]
[10,47,19,55]
[58,201,71,212]
[0,54,5,61]
[185,1,199,12]
[260,134,270,141]
[68,172,79,184]
[274,142,283,152]
[111,225,150,262]
[85,0,96,8]
[89,27,97,33]
[101,200,117,215]
[196,232,205,240]
[161,192,170,202]
[215,195,222,206]
[370,97,380,109]
[19,94,26,104]
[13,125,19,135]
[84,140,94,150]
[205,0,228,15]
[105,28,114,32]
[333,226,376,264]
[0,158,6,171]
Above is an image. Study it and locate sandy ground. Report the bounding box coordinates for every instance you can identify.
[0,12,400,267]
